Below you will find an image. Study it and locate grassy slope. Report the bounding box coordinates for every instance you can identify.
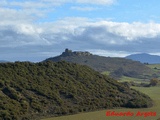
[103,71,150,85]
[147,64,160,69]
[118,76,150,84]
[42,86,160,120]
[102,64,160,82]
[45,53,153,78]
[146,64,160,79]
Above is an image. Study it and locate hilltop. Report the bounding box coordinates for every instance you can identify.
[0,61,152,119]
[61,49,92,57]
[125,53,160,64]
[44,49,153,79]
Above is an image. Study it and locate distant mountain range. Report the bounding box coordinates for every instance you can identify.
[125,53,160,64]
[0,60,8,63]
[44,49,153,79]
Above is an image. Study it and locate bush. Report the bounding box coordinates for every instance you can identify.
[150,78,159,86]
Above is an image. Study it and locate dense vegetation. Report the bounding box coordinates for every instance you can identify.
[43,86,160,120]
[45,49,154,79]
[0,61,153,119]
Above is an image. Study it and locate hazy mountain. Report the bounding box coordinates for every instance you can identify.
[125,53,160,64]
[0,60,8,63]
[44,49,153,79]
[0,61,152,119]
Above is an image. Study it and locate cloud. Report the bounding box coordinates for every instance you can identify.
[1,17,160,49]
[57,19,160,47]
[1,5,160,61]
[0,0,116,10]
[76,0,116,5]
[0,0,62,8]
[71,6,99,11]
[2,0,160,62]
[86,49,130,57]
[41,0,116,5]
[0,0,116,24]
[103,21,160,40]
[0,23,50,47]
[0,0,58,23]
[46,18,160,54]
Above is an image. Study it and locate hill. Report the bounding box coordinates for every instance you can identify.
[125,53,160,64]
[44,49,153,79]
[0,61,152,119]
[0,60,8,63]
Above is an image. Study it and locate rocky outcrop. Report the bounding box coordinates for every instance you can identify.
[62,48,92,57]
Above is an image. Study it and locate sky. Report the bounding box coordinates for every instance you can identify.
[1,0,160,62]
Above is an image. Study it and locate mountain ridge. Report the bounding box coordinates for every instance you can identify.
[125,53,160,64]
[0,60,8,63]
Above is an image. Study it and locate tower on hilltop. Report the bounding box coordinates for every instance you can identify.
[62,48,92,56]
[65,48,72,53]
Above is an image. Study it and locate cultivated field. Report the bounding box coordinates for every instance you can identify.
[146,64,160,79]
[147,64,160,70]
[42,86,160,120]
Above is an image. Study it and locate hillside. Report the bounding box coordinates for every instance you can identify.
[0,61,152,120]
[0,60,8,63]
[125,53,160,64]
[44,49,153,79]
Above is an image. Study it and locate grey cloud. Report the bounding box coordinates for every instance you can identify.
[59,22,160,54]
[79,25,125,45]
[1,17,160,61]
[2,1,160,62]
[0,25,50,47]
